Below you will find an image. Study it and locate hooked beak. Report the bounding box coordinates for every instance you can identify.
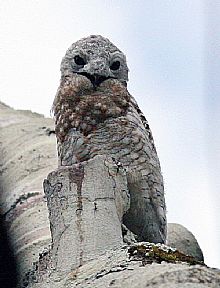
[78,72,113,89]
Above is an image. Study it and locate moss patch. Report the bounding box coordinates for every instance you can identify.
[128,242,206,266]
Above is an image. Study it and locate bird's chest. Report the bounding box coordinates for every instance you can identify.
[60,111,152,169]
[73,93,128,134]
[88,113,153,167]
[55,87,129,143]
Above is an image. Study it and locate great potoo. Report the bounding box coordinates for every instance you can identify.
[52,35,166,243]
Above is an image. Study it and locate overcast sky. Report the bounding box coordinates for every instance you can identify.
[0,0,219,268]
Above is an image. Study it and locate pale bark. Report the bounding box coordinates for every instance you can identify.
[44,155,129,275]
[0,102,57,278]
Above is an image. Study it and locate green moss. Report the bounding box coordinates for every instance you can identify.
[128,243,205,266]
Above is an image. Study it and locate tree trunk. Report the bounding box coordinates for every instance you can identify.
[0,102,57,280]
[43,155,129,275]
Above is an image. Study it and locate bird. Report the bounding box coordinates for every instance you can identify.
[52,35,167,244]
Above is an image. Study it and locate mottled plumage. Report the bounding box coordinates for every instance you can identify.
[53,35,166,243]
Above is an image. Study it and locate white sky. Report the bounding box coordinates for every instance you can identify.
[0,0,219,268]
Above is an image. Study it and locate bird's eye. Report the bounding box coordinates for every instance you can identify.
[110,61,120,71]
[74,55,86,66]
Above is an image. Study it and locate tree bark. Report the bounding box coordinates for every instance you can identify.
[43,155,129,275]
[0,102,57,279]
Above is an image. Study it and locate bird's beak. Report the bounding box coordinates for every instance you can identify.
[77,58,113,89]
[92,74,110,87]
[78,72,112,89]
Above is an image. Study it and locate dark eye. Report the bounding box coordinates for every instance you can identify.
[110,60,120,70]
[74,55,86,66]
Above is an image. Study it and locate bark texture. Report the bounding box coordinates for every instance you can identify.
[0,102,57,279]
[43,155,129,275]
[22,244,220,288]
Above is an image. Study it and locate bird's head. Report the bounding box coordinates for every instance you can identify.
[53,35,130,141]
[61,35,129,89]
